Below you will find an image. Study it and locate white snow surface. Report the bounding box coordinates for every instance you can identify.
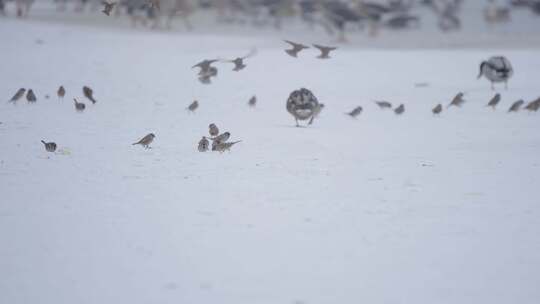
[1,17,540,304]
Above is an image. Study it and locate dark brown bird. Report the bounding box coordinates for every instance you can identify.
[73,98,86,111]
[374,100,392,109]
[187,100,199,112]
[132,133,155,148]
[209,123,219,137]
[26,89,37,103]
[223,49,256,71]
[284,40,309,58]
[346,106,363,118]
[83,86,97,104]
[9,88,26,102]
[508,99,524,112]
[101,1,116,16]
[487,93,501,109]
[448,92,465,108]
[248,95,257,107]
[57,86,65,99]
[432,104,443,115]
[41,140,57,152]
[313,44,337,59]
[394,104,405,115]
[524,98,540,112]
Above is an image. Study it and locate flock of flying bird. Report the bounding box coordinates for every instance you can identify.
[5,41,540,154]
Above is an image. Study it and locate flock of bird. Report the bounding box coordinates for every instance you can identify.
[5,39,540,154]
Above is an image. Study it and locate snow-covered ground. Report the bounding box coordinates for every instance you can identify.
[1,10,540,304]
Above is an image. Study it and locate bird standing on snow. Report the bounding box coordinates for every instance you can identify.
[213,141,241,153]
[133,133,155,149]
[432,104,442,115]
[41,140,57,152]
[313,44,337,59]
[394,104,405,115]
[248,95,257,107]
[284,40,309,58]
[508,99,524,112]
[83,86,97,104]
[525,98,540,112]
[73,98,85,112]
[374,100,392,109]
[9,88,25,102]
[209,123,219,137]
[198,137,209,152]
[57,86,65,99]
[478,56,513,90]
[487,93,501,109]
[448,92,465,108]
[286,88,321,127]
[26,89,37,103]
[187,100,198,112]
[101,1,116,16]
[346,106,363,118]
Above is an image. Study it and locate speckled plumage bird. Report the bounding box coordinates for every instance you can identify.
[284,40,309,58]
[198,136,209,152]
[508,99,524,112]
[213,141,241,152]
[9,88,25,102]
[101,1,116,16]
[74,98,85,111]
[432,104,442,115]
[524,98,540,112]
[209,123,219,137]
[313,44,337,59]
[487,93,501,109]
[57,86,65,99]
[394,104,405,115]
[83,86,97,104]
[478,56,513,90]
[26,89,37,103]
[132,133,155,149]
[448,92,465,108]
[41,140,57,152]
[374,100,392,109]
[187,100,199,112]
[286,88,321,127]
[211,132,230,143]
[346,106,363,118]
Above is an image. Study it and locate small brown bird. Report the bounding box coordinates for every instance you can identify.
[133,133,155,149]
[223,48,256,71]
[101,1,116,16]
[41,140,57,152]
[524,98,540,112]
[187,100,199,112]
[26,89,37,102]
[508,99,524,112]
[432,103,443,115]
[394,104,405,115]
[57,86,65,99]
[209,123,219,137]
[213,141,241,152]
[198,136,209,152]
[73,98,86,112]
[9,88,26,102]
[374,100,392,109]
[248,95,257,107]
[83,86,97,104]
[313,44,337,59]
[448,92,465,108]
[284,40,309,58]
[346,106,363,118]
[211,131,230,143]
[487,93,501,109]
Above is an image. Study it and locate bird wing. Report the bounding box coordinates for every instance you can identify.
[313,44,337,51]
[284,40,308,49]
[241,47,258,59]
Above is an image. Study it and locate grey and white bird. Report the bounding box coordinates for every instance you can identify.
[73,98,86,111]
[432,104,443,115]
[26,89,37,103]
[313,44,337,59]
[101,1,116,15]
[487,93,501,109]
[198,136,209,152]
[478,56,514,90]
[209,123,219,137]
[41,140,57,152]
[57,86,65,99]
[9,88,25,102]
[394,104,405,115]
[286,88,321,127]
[187,100,199,112]
[213,141,241,153]
[132,133,155,149]
[223,48,256,71]
[508,99,524,112]
[83,86,97,104]
[248,95,257,107]
[346,106,363,118]
[211,131,230,143]
[374,100,392,109]
[448,92,465,108]
[284,40,309,58]
[524,98,540,112]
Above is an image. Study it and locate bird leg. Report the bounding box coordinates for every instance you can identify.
[295,118,300,127]
[505,81,508,90]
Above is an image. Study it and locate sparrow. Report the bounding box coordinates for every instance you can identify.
[308,103,324,125]
[248,95,257,107]
[198,136,209,152]
[73,98,86,111]
[26,89,37,102]
[394,104,405,115]
[132,133,155,148]
[222,48,256,71]
[524,98,540,112]
[209,123,219,137]
[9,88,26,102]
[313,44,337,59]
[508,99,524,112]
[448,92,465,108]
[41,140,57,152]
[213,141,241,152]
[374,100,392,109]
[192,59,218,76]
[211,131,230,143]
[487,93,501,109]
[346,106,363,118]
[432,103,443,115]
[101,1,116,16]
[284,40,309,58]
[83,86,97,104]
[57,86,65,99]
[187,100,199,112]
